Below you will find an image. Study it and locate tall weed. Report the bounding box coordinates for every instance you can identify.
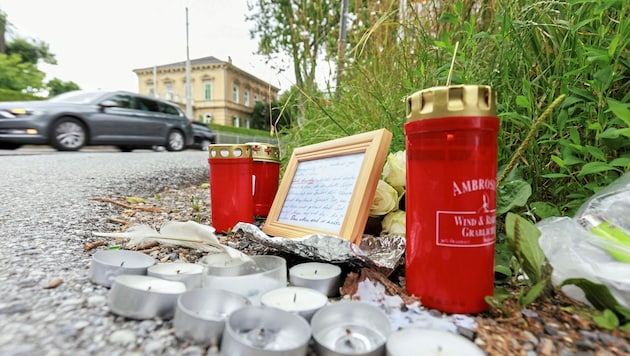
[284,0,629,217]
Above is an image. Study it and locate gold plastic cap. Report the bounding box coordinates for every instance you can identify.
[247,142,280,163]
[406,85,497,121]
[208,144,253,159]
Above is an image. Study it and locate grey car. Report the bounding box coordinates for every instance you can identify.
[0,90,194,152]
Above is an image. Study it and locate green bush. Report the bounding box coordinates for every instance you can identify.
[0,88,45,102]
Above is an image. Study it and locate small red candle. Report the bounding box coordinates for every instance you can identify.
[247,142,280,217]
[208,144,254,233]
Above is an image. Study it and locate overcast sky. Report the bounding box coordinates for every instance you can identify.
[0,0,298,93]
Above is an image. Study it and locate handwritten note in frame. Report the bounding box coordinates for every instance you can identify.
[262,129,392,245]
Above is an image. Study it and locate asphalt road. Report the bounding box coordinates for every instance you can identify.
[0,148,210,354]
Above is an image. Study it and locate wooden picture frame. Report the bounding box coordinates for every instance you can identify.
[262,128,392,245]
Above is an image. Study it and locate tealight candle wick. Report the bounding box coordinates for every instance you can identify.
[147,286,152,291]
[256,327,267,344]
[120,261,125,267]
[176,269,181,274]
[314,269,318,275]
[344,328,354,348]
[293,293,297,303]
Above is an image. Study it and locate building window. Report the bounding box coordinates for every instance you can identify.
[244,118,251,129]
[232,116,240,127]
[204,81,213,100]
[166,84,174,101]
[148,87,155,97]
[254,93,259,103]
[232,84,239,103]
[244,89,250,106]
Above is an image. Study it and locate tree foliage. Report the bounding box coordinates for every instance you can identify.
[247,0,338,92]
[6,37,56,65]
[47,78,80,97]
[0,8,67,95]
[0,53,45,92]
[250,100,293,132]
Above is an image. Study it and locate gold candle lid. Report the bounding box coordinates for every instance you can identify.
[247,142,280,163]
[208,144,252,159]
[406,85,497,121]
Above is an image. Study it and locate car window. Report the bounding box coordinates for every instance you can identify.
[107,94,135,109]
[49,91,105,104]
[136,97,160,113]
[158,102,180,116]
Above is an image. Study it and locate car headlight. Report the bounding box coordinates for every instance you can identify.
[0,110,16,119]
[0,108,44,118]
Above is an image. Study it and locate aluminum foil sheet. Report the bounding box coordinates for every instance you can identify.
[233,222,406,274]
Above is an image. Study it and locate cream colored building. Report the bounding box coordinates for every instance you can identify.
[133,56,280,127]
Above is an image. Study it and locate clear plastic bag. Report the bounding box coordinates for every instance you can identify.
[537,171,630,307]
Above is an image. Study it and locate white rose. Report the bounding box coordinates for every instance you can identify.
[382,150,406,188]
[370,180,398,216]
[382,210,406,236]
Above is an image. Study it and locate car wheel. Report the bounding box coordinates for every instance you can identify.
[50,117,86,151]
[118,146,134,152]
[166,130,185,151]
[199,139,211,151]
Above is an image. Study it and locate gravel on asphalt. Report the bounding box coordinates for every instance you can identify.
[0,151,210,356]
[2,150,630,356]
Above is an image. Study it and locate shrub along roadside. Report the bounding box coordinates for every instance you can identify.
[276,0,629,324]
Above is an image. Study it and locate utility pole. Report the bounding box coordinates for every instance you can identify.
[152,65,157,98]
[335,0,349,97]
[185,7,193,119]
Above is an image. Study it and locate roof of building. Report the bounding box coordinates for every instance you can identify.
[135,56,223,71]
[133,56,280,92]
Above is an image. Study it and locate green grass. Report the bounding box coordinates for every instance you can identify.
[283,0,630,218]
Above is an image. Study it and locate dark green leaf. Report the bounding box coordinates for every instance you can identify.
[593,66,613,90]
[519,280,546,306]
[560,278,630,322]
[530,201,560,219]
[584,145,606,161]
[497,180,532,215]
[541,173,571,178]
[505,213,545,284]
[515,95,530,108]
[607,98,630,127]
[610,158,630,168]
[578,162,616,177]
[593,309,619,330]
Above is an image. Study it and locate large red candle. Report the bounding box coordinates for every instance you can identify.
[404,85,499,313]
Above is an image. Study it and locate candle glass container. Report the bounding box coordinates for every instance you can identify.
[289,262,342,297]
[386,328,484,356]
[208,144,254,233]
[261,286,328,321]
[247,142,280,217]
[202,255,287,305]
[90,249,156,288]
[404,85,499,314]
[173,288,251,346]
[147,262,204,289]
[199,252,257,277]
[310,301,391,356]
[107,275,187,320]
[221,305,311,356]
